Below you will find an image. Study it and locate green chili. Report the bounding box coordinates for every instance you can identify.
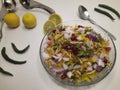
[11,43,30,54]
[1,47,27,64]
[98,4,120,18]
[0,67,13,76]
[94,8,115,21]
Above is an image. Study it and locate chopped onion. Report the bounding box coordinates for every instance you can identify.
[65,27,74,33]
[62,63,68,70]
[74,65,81,69]
[52,55,59,60]
[98,59,105,67]
[68,66,73,70]
[64,27,74,39]
[88,33,98,42]
[87,66,93,71]
[63,57,69,62]
[86,32,91,35]
[67,71,73,78]
[78,28,85,34]
[77,36,82,41]
[100,53,106,59]
[93,55,99,61]
[50,60,56,66]
[53,68,64,74]
[57,54,62,62]
[87,62,92,66]
[93,63,98,69]
[64,32,72,39]
[57,53,62,57]
[52,53,62,62]
[96,66,103,72]
[43,52,49,59]
[86,41,92,47]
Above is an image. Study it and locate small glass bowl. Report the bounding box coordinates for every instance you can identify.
[39,20,116,86]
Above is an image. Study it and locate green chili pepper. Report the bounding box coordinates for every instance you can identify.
[94,8,115,21]
[98,4,120,18]
[0,67,13,76]
[1,47,27,64]
[77,50,84,57]
[53,42,60,50]
[11,43,30,54]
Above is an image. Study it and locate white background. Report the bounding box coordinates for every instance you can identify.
[0,0,120,90]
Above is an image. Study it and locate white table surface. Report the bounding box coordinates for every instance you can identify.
[0,0,120,90]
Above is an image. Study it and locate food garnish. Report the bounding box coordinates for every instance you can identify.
[94,8,115,21]
[98,4,120,18]
[1,47,27,64]
[11,43,30,54]
[43,24,111,83]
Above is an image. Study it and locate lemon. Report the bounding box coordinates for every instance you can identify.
[22,13,37,29]
[43,20,56,34]
[4,13,20,28]
[43,13,62,34]
[49,13,62,25]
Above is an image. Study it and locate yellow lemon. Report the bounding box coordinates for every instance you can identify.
[43,20,56,34]
[4,13,20,28]
[43,13,62,34]
[49,13,62,25]
[22,13,37,29]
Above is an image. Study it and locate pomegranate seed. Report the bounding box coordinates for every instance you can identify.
[78,25,84,28]
[61,73,67,79]
[52,30,57,33]
[72,48,79,54]
[79,43,83,48]
[48,37,51,40]
[105,47,111,52]
[103,57,108,63]
[71,34,77,41]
